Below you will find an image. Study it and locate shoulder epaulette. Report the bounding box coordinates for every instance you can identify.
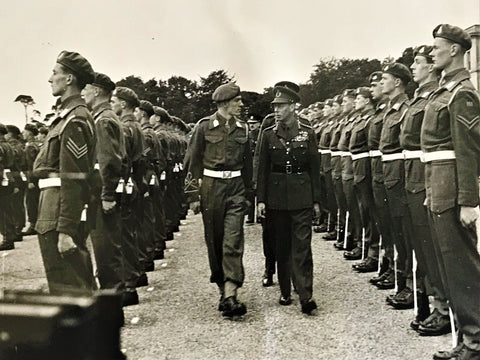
[59,104,89,135]
[299,122,312,129]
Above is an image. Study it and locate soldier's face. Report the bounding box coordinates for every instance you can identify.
[133,107,143,122]
[354,95,368,111]
[273,103,294,123]
[342,97,354,112]
[332,102,341,115]
[224,96,243,117]
[149,114,159,126]
[380,73,396,95]
[431,37,453,70]
[370,82,383,100]
[110,96,123,116]
[323,105,332,117]
[49,64,70,97]
[411,56,431,84]
[81,84,96,108]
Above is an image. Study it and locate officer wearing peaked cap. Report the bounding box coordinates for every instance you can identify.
[423,24,480,360]
[257,81,320,314]
[185,82,252,317]
[33,50,97,295]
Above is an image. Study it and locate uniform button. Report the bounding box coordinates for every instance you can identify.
[286,161,290,164]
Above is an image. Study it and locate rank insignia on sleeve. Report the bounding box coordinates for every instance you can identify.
[457,114,480,130]
[66,137,88,159]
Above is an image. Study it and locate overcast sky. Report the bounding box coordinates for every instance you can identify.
[1,0,479,127]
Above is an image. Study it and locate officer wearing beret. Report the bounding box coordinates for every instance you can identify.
[6,125,27,242]
[379,63,414,302]
[111,86,147,304]
[82,73,128,300]
[256,81,320,314]
[399,46,451,333]
[349,87,380,272]
[185,82,252,317]
[367,71,395,287]
[134,100,161,273]
[33,50,96,295]
[0,124,16,251]
[421,24,480,360]
[22,123,41,236]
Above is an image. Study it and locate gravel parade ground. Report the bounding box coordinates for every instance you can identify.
[2,213,453,360]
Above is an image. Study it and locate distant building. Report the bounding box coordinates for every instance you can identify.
[465,24,480,90]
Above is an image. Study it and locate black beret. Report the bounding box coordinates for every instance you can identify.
[114,87,140,107]
[433,24,472,51]
[333,94,343,104]
[92,72,116,92]
[24,123,39,136]
[38,127,49,135]
[0,124,7,135]
[356,87,372,99]
[212,82,241,102]
[324,99,334,107]
[382,62,412,83]
[6,125,21,137]
[271,81,300,104]
[342,89,356,99]
[413,45,434,61]
[56,50,95,84]
[153,106,172,123]
[369,71,383,84]
[139,100,154,117]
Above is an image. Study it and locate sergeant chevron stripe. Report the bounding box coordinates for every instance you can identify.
[66,137,88,159]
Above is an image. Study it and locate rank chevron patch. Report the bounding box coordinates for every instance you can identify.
[457,114,480,130]
[66,137,88,159]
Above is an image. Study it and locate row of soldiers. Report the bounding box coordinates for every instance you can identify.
[295,24,480,360]
[0,51,189,313]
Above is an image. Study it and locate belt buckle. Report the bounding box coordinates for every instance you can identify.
[285,164,292,174]
[223,170,232,179]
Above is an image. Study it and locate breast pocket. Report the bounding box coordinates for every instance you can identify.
[385,115,403,143]
[403,108,424,136]
[204,134,224,162]
[291,141,308,160]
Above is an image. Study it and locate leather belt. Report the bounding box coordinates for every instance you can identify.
[369,150,382,158]
[351,152,370,161]
[422,150,456,163]
[271,165,307,174]
[382,152,405,162]
[39,177,61,189]
[341,151,352,157]
[319,149,331,154]
[330,151,342,157]
[203,169,242,179]
[94,163,100,170]
[403,150,423,160]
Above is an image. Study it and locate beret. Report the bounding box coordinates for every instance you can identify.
[212,82,241,102]
[139,100,154,117]
[24,123,39,136]
[114,87,140,107]
[6,125,21,137]
[342,89,356,99]
[369,71,383,84]
[382,62,412,83]
[413,45,433,61]
[324,99,334,107]
[153,106,172,123]
[38,127,49,135]
[92,72,116,91]
[0,124,7,135]
[356,87,372,99]
[333,94,343,104]
[271,81,300,104]
[56,50,95,84]
[433,24,472,51]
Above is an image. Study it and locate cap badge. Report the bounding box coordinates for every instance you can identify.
[276,91,282,98]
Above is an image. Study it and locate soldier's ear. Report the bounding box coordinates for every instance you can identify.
[121,100,126,109]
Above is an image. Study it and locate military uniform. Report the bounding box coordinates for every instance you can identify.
[33,93,96,296]
[24,125,41,235]
[0,127,16,250]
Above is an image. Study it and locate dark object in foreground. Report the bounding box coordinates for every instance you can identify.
[0,289,125,360]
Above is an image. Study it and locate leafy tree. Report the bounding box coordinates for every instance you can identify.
[194,70,233,120]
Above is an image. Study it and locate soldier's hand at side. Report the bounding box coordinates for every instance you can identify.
[460,206,480,229]
[313,202,321,221]
[13,187,19,194]
[257,202,266,219]
[190,201,201,214]
[102,200,116,214]
[28,183,35,190]
[57,233,78,256]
